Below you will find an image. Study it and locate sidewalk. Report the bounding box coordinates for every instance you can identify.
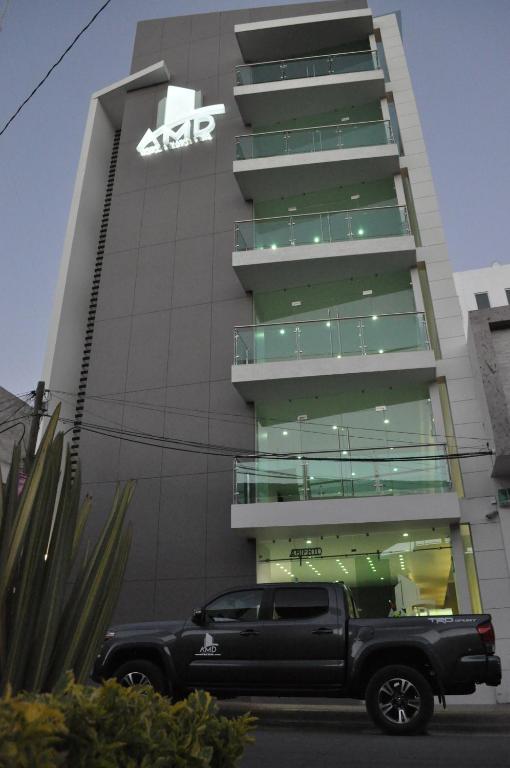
[219,697,510,731]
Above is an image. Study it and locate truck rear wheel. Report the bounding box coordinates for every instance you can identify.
[365,664,434,735]
[112,659,169,696]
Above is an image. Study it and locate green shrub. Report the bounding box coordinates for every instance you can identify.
[0,678,255,768]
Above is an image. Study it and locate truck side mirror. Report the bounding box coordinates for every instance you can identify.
[192,607,205,625]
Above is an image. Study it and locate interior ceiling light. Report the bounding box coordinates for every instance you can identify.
[403,532,409,537]
[306,539,312,544]
[384,418,390,424]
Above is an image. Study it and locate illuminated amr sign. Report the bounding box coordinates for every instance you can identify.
[137,85,225,156]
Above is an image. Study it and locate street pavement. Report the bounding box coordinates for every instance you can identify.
[219,700,510,768]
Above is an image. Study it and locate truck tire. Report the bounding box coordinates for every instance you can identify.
[112,659,169,696]
[365,664,434,735]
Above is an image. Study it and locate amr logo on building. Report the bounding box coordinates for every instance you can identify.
[137,85,226,156]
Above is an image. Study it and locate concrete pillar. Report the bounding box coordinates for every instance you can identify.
[450,523,472,613]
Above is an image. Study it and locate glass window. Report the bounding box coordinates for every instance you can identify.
[273,587,329,620]
[506,289,510,305]
[475,292,490,309]
[205,589,263,623]
[257,526,459,619]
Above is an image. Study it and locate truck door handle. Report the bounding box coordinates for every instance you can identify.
[240,629,259,636]
[312,627,333,635]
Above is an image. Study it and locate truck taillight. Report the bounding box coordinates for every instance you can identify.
[477,621,495,654]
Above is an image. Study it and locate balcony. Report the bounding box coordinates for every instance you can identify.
[234,312,430,366]
[235,9,374,63]
[234,446,452,506]
[236,204,410,251]
[233,205,416,292]
[234,120,399,200]
[234,50,385,125]
[231,447,460,535]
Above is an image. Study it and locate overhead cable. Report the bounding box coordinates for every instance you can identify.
[0,0,113,137]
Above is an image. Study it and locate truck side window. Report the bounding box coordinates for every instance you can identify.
[204,589,263,623]
[273,588,329,620]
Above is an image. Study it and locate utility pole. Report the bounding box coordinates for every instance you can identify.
[24,380,46,475]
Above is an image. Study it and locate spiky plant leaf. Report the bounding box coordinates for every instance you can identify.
[0,404,134,694]
[26,446,80,691]
[49,481,135,686]
[0,405,60,605]
[74,524,132,684]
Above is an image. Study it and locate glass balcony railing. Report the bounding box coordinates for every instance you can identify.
[235,205,411,251]
[236,49,379,86]
[234,312,430,365]
[236,120,394,160]
[234,445,452,504]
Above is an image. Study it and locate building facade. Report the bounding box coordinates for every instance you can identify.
[454,261,510,333]
[44,2,510,701]
[0,387,32,479]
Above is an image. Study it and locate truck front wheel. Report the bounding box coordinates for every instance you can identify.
[365,664,434,735]
[112,659,169,696]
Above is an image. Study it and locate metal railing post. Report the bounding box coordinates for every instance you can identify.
[303,460,309,500]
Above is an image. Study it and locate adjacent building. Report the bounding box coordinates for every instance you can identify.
[454,261,510,333]
[44,2,510,701]
[0,387,32,480]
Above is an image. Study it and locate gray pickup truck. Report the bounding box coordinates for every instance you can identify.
[92,582,501,734]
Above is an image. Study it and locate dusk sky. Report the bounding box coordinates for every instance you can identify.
[0,0,508,396]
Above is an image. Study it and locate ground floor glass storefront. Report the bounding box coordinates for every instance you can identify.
[256,524,481,619]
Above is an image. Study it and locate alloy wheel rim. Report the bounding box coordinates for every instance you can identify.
[120,671,152,687]
[377,677,421,725]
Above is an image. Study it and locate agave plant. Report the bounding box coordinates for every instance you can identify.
[0,404,134,694]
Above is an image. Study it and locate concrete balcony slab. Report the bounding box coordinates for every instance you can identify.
[234,144,400,200]
[234,70,386,125]
[236,9,374,63]
[231,349,437,402]
[233,235,417,292]
[231,492,461,537]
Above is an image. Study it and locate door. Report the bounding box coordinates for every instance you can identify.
[178,588,267,688]
[257,585,346,688]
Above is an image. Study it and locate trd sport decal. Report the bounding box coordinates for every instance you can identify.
[195,632,221,656]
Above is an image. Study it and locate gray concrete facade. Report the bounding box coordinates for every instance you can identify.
[74,1,366,622]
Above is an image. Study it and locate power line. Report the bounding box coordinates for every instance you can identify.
[44,412,492,464]
[48,388,490,449]
[0,0,113,137]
